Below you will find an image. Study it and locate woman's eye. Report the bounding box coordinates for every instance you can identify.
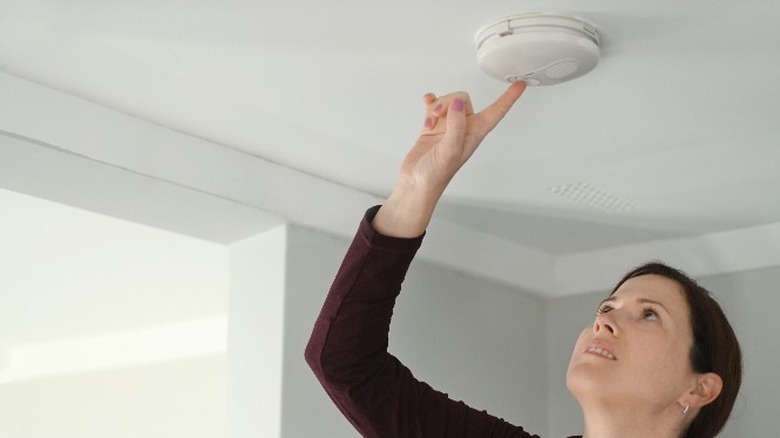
[597,304,613,314]
[643,308,659,321]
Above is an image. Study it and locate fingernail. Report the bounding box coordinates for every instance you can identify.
[433,103,443,113]
[453,99,464,112]
[424,117,432,128]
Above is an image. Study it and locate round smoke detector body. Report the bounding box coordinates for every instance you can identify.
[475,13,600,86]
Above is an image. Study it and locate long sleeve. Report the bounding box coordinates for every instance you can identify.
[305,206,540,438]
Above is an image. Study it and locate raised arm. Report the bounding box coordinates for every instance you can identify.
[306,83,534,438]
[374,81,527,237]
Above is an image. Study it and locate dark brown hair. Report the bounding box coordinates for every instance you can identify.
[610,261,742,438]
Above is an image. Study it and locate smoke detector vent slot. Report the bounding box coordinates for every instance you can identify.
[475,13,601,86]
[549,182,638,213]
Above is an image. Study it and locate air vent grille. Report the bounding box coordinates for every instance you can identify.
[549,182,638,213]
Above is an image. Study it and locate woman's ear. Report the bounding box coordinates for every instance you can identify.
[686,372,723,409]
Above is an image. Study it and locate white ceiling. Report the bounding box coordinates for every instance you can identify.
[2,0,780,297]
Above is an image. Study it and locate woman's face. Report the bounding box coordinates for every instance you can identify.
[566,274,698,410]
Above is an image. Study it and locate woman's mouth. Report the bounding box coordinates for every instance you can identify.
[585,346,616,360]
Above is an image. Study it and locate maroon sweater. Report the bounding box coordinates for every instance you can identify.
[306,206,580,438]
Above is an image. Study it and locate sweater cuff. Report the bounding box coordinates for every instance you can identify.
[358,205,425,253]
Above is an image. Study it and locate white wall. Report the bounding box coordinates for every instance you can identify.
[3,188,776,437]
[391,258,547,434]
[0,188,230,351]
[0,188,229,437]
[282,223,549,437]
[281,224,361,437]
[698,266,780,436]
[0,356,226,438]
[227,226,287,438]
[281,223,780,438]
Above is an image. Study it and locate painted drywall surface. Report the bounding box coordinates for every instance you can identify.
[282,223,548,437]
[7,185,774,437]
[280,224,359,437]
[393,258,548,434]
[0,188,230,437]
[226,226,287,438]
[0,356,226,438]
[0,187,230,348]
[698,266,780,436]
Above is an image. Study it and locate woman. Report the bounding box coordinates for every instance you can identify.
[305,83,742,437]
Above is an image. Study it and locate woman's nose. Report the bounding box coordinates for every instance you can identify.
[593,314,617,336]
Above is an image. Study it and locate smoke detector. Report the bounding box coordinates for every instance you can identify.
[475,13,600,86]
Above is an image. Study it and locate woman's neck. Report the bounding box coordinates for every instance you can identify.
[580,403,685,438]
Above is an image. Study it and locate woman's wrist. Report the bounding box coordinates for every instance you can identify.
[372,187,440,238]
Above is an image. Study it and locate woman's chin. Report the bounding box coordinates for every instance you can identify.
[566,361,614,398]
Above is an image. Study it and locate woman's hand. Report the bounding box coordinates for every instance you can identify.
[374,82,527,237]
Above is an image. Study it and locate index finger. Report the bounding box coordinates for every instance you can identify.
[477,81,527,132]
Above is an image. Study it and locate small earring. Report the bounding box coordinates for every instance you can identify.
[682,404,690,415]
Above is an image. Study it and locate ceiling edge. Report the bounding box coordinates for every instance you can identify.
[0,72,554,295]
[3,71,778,299]
[553,222,780,297]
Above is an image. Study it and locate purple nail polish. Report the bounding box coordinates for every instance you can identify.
[424,117,432,128]
[453,99,464,112]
